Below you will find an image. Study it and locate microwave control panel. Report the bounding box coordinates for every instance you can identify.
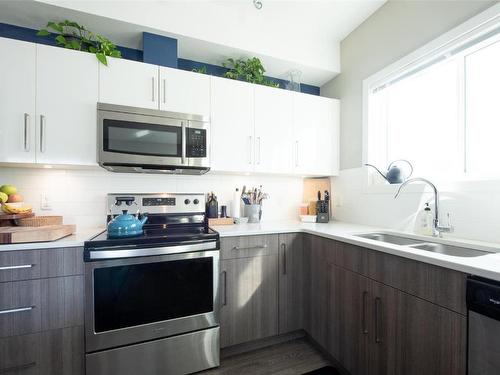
[186,128,207,158]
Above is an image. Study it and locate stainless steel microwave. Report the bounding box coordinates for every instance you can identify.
[97,103,210,174]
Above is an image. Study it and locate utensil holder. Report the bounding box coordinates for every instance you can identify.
[244,204,262,223]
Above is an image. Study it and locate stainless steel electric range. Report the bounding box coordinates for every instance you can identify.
[84,193,220,375]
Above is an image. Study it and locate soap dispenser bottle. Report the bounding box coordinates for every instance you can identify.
[416,203,433,236]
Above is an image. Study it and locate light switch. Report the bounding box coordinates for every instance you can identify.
[40,194,52,210]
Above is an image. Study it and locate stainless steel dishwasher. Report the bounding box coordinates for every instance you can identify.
[467,276,500,375]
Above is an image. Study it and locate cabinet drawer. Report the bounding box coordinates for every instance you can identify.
[0,332,39,374]
[0,326,84,375]
[334,241,368,275]
[220,235,278,259]
[40,247,84,277]
[0,276,84,338]
[0,251,41,282]
[368,251,467,314]
[0,280,41,337]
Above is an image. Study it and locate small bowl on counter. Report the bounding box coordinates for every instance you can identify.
[234,217,249,224]
[300,215,317,223]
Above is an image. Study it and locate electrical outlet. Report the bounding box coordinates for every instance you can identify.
[40,194,52,210]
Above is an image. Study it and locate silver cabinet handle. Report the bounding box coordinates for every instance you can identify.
[375,297,382,343]
[232,245,268,251]
[221,270,227,306]
[0,362,37,373]
[0,306,34,315]
[295,140,299,167]
[163,79,166,104]
[362,291,368,335]
[23,113,30,152]
[0,264,35,271]
[152,76,156,102]
[281,243,287,275]
[257,136,261,165]
[39,115,46,153]
[248,136,253,165]
[181,121,187,165]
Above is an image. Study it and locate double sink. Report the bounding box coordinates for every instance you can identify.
[355,232,490,257]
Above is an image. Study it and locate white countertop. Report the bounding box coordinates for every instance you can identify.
[0,227,104,251]
[2,220,500,282]
[214,220,500,282]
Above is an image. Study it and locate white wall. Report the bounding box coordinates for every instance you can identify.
[0,167,303,229]
[332,168,500,244]
[321,0,496,170]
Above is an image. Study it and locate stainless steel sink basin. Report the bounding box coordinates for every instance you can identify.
[355,232,491,258]
[408,242,489,257]
[355,233,423,246]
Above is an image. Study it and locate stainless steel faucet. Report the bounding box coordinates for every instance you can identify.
[394,177,453,237]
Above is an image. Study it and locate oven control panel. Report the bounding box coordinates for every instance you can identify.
[108,193,205,215]
[186,128,207,158]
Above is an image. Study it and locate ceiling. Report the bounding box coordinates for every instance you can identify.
[0,0,386,86]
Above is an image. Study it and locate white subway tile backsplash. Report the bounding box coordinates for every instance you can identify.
[0,167,303,229]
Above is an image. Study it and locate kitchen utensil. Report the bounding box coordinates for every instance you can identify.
[365,160,413,184]
[0,211,35,227]
[107,210,148,238]
[316,189,330,223]
[0,224,76,244]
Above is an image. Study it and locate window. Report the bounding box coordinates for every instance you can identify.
[365,15,500,180]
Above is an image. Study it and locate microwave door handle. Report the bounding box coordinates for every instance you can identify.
[181,121,187,165]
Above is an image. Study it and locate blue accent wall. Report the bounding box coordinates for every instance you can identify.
[143,32,177,68]
[0,22,319,95]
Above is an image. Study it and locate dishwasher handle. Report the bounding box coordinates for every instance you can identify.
[467,276,500,321]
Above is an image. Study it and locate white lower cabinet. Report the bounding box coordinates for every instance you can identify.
[36,45,98,165]
[0,38,36,164]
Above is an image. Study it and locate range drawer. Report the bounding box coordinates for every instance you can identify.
[0,276,84,337]
[220,235,278,259]
[0,247,84,283]
[0,326,84,375]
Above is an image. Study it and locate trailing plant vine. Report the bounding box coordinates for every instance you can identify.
[222,57,279,88]
[37,20,121,65]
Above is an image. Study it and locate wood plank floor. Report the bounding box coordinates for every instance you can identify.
[198,338,332,375]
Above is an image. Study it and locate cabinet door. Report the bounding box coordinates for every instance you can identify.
[330,266,370,375]
[0,37,36,163]
[316,97,339,176]
[254,85,293,174]
[220,255,278,347]
[396,291,466,375]
[292,93,320,175]
[36,45,98,165]
[159,67,210,116]
[99,57,159,109]
[306,235,332,348]
[278,233,304,334]
[369,280,398,375]
[210,77,254,173]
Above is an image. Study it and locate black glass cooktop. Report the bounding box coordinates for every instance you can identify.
[85,225,219,250]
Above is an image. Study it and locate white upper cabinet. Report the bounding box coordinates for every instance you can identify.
[316,97,339,175]
[0,38,36,163]
[36,45,99,165]
[292,93,340,176]
[160,67,210,116]
[254,85,294,174]
[210,76,254,173]
[99,57,159,109]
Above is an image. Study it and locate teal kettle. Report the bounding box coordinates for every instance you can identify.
[107,210,148,238]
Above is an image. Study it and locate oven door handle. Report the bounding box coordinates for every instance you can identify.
[86,241,218,260]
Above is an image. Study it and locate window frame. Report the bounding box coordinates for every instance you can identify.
[362,4,500,183]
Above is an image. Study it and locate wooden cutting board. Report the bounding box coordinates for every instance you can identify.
[0,224,76,244]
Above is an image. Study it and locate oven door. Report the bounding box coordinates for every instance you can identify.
[98,109,185,167]
[85,250,219,352]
